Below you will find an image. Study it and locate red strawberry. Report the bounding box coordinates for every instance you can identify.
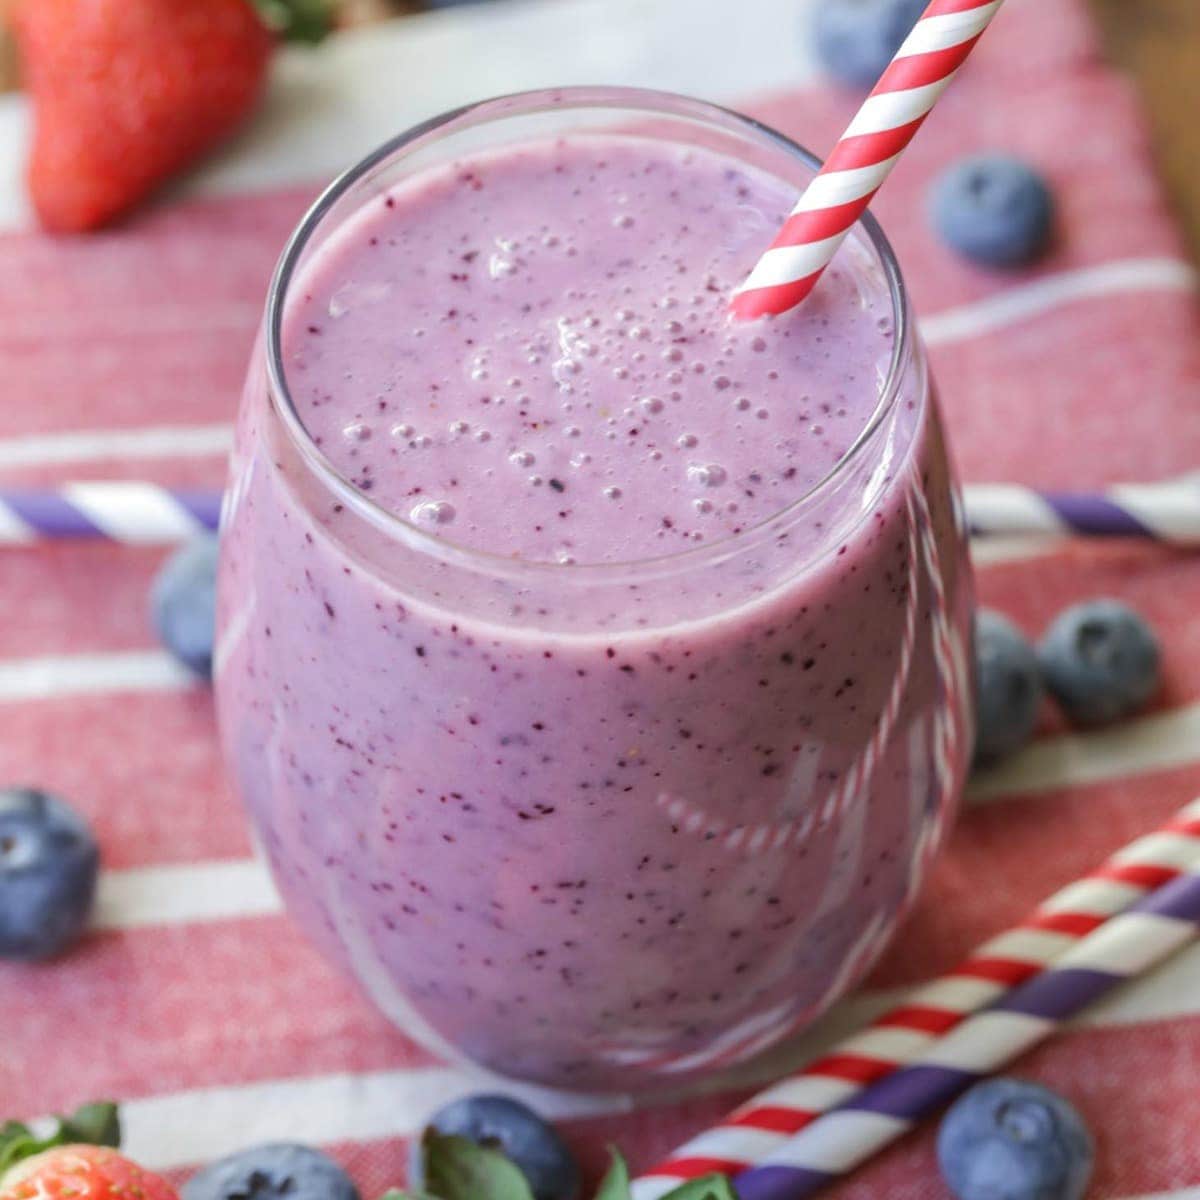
[12,0,276,232]
[0,1146,178,1200]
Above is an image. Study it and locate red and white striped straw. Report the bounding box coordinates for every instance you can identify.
[631,796,1200,1197]
[731,0,1006,320]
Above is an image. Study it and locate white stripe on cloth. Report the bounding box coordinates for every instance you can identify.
[93,860,283,930]
[0,650,197,702]
[1119,1191,1200,1200]
[116,1066,634,1172]
[969,534,1071,566]
[0,303,260,342]
[969,702,1200,802]
[920,257,1198,345]
[0,423,234,469]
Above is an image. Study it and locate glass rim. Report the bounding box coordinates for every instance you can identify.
[265,84,915,580]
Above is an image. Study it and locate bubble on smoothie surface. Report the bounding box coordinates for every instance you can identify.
[687,463,728,489]
[283,136,894,564]
[411,499,457,526]
[328,280,392,319]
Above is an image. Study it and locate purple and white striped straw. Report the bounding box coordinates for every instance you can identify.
[0,484,220,544]
[966,474,1200,544]
[731,868,1200,1200]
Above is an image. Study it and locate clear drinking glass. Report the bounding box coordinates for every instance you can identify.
[214,87,975,1092]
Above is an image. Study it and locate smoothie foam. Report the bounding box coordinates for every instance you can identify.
[284,136,895,565]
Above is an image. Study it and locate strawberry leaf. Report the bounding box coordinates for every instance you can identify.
[60,1102,120,1148]
[0,1123,40,1175]
[379,1191,439,1200]
[253,0,333,43]
[0,1101,121,1175]
[661,1176,738,1200]
[422,1131,536,1200]
[595,1149,633,1200]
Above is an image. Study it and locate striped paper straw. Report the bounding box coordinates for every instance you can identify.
[965,475,1200,544]
[731,0,1006,319]
[0,484,220,544]
[631,797,1200,1197]
[733,867,1200,1200]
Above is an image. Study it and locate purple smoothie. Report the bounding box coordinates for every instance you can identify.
[217,117,973,1090]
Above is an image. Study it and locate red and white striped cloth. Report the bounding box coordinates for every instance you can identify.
[1,0,1199,1197]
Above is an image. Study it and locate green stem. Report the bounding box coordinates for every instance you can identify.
[253,0,334,44]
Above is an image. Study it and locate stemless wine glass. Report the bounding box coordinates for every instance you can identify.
[214,87,974,1093]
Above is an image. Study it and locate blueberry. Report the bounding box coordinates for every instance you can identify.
[0,787,99,960]
[938,1078,1095,1200]
[930,155,1055,266]
[183,1145,359,1200]
[1038,599,1161,726]
[411,1095,580,1200]
[151,534,218,679]
[811,0,928,87]
[973,609,1043,762]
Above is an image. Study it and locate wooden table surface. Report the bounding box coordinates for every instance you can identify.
[1089,0,1200,259]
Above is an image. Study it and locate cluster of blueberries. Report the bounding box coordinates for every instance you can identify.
[159,1080,1094,1200]
[974,601,1162,763]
